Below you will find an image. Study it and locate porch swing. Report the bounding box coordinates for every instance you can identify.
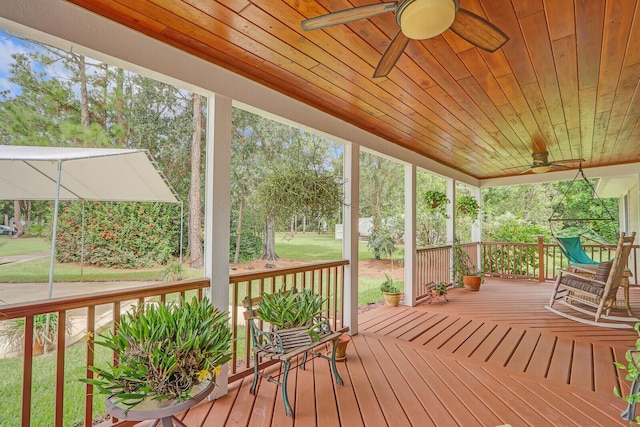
[545,166,638,328]
[548,165,617,267]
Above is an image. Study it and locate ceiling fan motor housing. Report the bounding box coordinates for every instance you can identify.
[397,0,460,40]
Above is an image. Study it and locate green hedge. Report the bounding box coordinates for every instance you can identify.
[56,201,180,268]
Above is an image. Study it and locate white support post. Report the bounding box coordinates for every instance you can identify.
[403,164,416,306]
[343,143,359,335]
[470,186,482,260]
[203,93,232,397]
[446,178,456,284]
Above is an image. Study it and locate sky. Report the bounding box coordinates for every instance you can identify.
[0,30,26,96]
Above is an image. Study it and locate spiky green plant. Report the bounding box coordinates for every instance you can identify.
[81,296,232,411]
[0,312,71,352]
[257,289,327,330]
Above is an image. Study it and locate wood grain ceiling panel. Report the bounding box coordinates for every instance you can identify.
[61,0,640,179]
[575,0,605,90]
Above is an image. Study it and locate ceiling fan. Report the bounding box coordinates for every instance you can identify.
[513,152,585,174]
[301,0,509,78]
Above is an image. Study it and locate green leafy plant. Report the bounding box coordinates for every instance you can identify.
[368,224,398,260]
[434,282,448,295]
[456,194,480,218]
[614,323,640,424]
[82,296,232,411]
[160,262,184,281]
[452,236,484,287]
[423,189,450,210]
[0,312,71,353]
[380,273,400,294]
[257,289,327,330]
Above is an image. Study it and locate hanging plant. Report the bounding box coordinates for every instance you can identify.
[423,190,449,210]
[456,194,480,218]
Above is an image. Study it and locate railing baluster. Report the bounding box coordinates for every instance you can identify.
[84,305,95,426]
[54,310,66,427]
[21,315,34,427]
[231,283,239,374]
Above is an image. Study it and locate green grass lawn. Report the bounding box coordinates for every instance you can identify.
[274,232,404,262]
[0,233,403,282]
[0,236,49,256]
[0,341,111,427]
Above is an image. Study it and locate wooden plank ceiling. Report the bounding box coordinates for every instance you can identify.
[65,0,640,180]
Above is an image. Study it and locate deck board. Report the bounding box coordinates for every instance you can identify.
[138,278,639,426]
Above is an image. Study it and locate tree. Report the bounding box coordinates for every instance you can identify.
[230,109,268,264]
[359,152,404,258]
[256,166,343,260]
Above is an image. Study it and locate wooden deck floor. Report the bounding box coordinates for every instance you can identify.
[139,279,640,426]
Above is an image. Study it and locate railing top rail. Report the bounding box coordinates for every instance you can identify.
[482,241,538,246]
[229,259,349,283]
[0,278,210,320]
[417,242,480,253]
[416,244,451,252]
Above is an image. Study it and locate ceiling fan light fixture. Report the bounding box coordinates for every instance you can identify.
[531,165,551,174]
[399,0,456,40]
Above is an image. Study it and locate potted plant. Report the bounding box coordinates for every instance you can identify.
[426,281,449,304]
[423,189,449,210]
[0,312,71,355]
[257,288,328,336]
[160,262,184,281]
[452,236,484,290]
[456,194,480,218]
[82,296,232,413]
[380,273,401,306]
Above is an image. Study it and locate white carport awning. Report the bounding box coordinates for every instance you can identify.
[0,145,178,203]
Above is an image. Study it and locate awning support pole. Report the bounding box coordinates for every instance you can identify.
[48,160,62,299]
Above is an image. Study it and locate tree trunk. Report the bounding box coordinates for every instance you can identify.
[78,55,90,130]
[26,200,32,226]
[261,216,279,261]
[13,200,24,238]
[290,215,295,239]
[233,198,244,265]
[188,93,203,268]
[115,68,126,146]
[302,215,306,234]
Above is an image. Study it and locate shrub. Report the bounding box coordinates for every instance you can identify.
[55,201,180,268]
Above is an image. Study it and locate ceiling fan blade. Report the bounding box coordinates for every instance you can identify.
[301,2,397,31]
[449,8,509,52]
[518,168,533,175]
[552,158,585,164]
[373,30,410,78]
[550,164,571,170]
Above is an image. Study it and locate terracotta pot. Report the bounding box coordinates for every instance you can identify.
[463,275,482,291]
[32,336,45,356]
[383,292,401,306]
[331,334,351,361]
